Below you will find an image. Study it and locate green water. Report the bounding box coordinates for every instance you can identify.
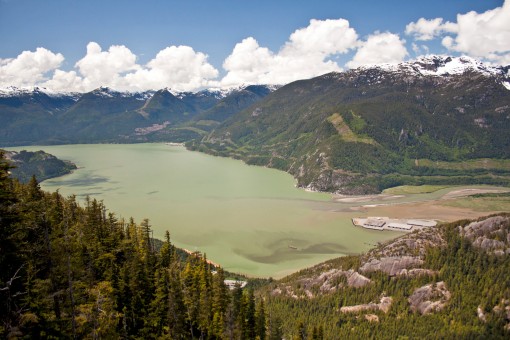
[7,143,405,278]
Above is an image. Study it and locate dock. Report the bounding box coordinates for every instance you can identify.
[352,217,436,232]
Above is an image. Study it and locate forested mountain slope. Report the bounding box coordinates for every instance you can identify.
[0,87,79,145]
[192,56,510,194]
[194,85,278,124]
[2,149,77,183]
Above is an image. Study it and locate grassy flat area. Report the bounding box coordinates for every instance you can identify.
[383,185,449,195]
[416,158,510,170]
[441,195,510,212]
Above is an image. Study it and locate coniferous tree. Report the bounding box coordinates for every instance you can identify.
[168,265,187,338]
[0,152,24,337]
[255,298,267,340]
[242,289,256,339]
[293,321,307,340]
[148,267,170,336]
[212,267,229,338]
[268,315,283,340]
[227,285,243,339]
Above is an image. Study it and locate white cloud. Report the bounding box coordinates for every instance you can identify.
[282,18,358,56]
[220,18,358,86]
[405,1,510,65]
[441,0,510,63]
[69,43,219,92]
[0,47,64,87]
[346,32,408,68]
[405,18,457,41]
[220,37,275,85]
[74,42,140,90]
[125,45,219,92]
[42,69,86,92]
[6,42,219,92]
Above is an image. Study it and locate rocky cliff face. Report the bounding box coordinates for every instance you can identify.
[358,225,445,276]
[360,256,425,276]
[408,281,451,315]
[459,215,510,255]
[270,268,372,299]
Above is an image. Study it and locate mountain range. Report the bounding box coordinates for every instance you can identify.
[1,56,509,193]
[0,84,279,145]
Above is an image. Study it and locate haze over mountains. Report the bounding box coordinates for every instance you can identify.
[2,56,509,193]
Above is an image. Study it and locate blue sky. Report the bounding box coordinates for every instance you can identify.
[0,0,508,92]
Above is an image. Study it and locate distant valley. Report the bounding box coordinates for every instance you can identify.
[1,56,509,194]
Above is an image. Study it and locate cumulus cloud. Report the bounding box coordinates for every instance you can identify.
[405,18,457,41]
[282,18,358,56]
[220,18,358,86]
[346,32,408,68]
[125,45,219,92]
[441,0,510,63]
[0,47,64,87]
[2,42,220,92]
[42,69,86,92]
[74,42,140,90]
[406,0,510,65]
[220,37,275,85]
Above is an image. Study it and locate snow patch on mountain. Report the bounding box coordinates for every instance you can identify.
[0,86,81,100]
[363,55,507,78]
[205,84,282,99]
[161,87,181,97]
[343,56,510,90]
[412,56,504,77]
[266,84,283,92]
[207,85,247,99]
[92,86,154,100]
[1,84,281,100]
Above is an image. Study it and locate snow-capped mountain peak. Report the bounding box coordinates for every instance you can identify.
[0,86,81,100]
[92,86,117,98]
[90,86,154,100]
[203,84,282,99]
[410,55,505,77]
[343,55,510,91]
[366,55,507,78]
